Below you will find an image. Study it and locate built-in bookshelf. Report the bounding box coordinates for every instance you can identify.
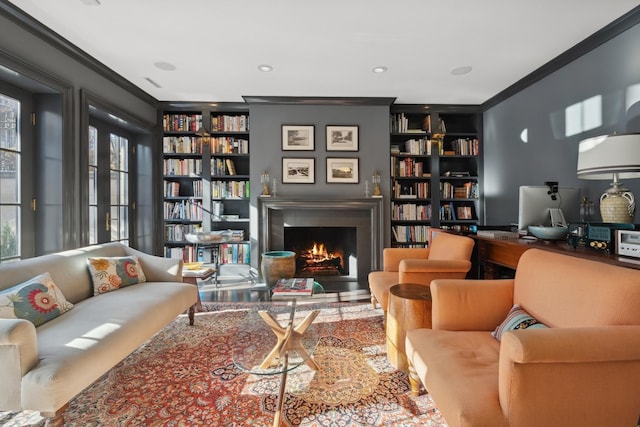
[390,106,482,247]
[161,105,250,264]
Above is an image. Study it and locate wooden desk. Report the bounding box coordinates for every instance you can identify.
[473,234,640,278]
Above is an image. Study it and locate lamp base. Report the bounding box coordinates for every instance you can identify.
[600,182,635,223]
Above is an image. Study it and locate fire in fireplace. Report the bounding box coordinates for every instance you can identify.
[284,226,357,277]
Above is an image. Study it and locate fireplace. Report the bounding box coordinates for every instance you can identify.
[284,226,357,277]
[258,197,383,284]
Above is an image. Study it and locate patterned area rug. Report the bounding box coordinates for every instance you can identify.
[1,302,448,426]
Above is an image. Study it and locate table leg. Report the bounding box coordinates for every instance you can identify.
[272,352,289,427]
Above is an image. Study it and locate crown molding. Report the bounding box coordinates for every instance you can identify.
[243,96,396,106]
[0,0,158,106]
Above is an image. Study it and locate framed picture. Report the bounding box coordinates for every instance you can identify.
[282,157,315,184]
[326,157,359,183]
[326,125,358,151]
[282,125,315,151]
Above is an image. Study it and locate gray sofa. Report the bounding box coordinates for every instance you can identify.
[0,242,198,425]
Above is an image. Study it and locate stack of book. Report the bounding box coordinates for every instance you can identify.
[271,277,315,299]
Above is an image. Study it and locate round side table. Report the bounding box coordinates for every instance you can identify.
[386,283,432,372]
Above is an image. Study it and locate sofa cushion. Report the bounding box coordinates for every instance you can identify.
[87,256,147,295]
[0,272,74,326]
[492,304,547,341]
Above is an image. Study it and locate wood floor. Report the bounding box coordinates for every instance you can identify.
[197,264,372,304]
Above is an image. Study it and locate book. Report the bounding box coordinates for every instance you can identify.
[225,158,236,175]
[272,277,314,298]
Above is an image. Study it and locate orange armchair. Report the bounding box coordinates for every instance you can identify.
[368,232,475,315]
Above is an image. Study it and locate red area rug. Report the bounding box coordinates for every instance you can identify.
[1,302,448,426]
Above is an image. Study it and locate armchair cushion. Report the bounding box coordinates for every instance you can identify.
[491,304,547,341]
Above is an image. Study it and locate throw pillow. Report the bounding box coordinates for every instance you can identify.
[87,256,147,295]
[492,304,547,341]
[0,272,74,327]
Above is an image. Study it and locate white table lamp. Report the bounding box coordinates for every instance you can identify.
[577,133,640,223]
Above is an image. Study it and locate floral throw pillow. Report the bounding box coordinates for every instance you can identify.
[0,272,74,327]
[492,304,548,341]
[87,256,147,295]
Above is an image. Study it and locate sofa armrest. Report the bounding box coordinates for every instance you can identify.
[0,319,38,409]
[431,279,514,330]
[124,246,183,282]
[382,247,430,272]
[499,326,640,426]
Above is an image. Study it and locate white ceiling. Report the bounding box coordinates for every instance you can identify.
[7,0,640,104]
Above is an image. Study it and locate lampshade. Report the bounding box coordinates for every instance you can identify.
[577,134,640,179]
[577,133,640,223]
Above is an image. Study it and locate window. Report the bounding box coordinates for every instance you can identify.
[0,93,20,261]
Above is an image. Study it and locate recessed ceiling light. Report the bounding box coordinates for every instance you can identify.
[451,65,472,75]
[258,64,273,72]
[154,61,176,71]
[372,66,388,73]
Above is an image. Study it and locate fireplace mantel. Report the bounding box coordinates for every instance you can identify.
[258,197,384,283]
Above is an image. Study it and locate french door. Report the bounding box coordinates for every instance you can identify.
[88,119,133,245]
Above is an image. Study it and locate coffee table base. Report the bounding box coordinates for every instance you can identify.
[258,308,321,426]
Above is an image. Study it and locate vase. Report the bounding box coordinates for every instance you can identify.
[260,250,296,288]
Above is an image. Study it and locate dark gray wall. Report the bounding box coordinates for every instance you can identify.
[248,103,391,267]
[484,22,640,226]
[0,8,157,253]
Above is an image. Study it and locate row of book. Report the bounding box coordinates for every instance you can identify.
[163,114,203,133]
[392,202,432,221]
[218,242,250,265]
[165,245,201,262]
[439,138,479,156]
[392,225,431,243]
[164,223,199,242]
[440,203,475,221]
[390,113,429,134]
[162,136,248,154]
[164,181,202,198]
[211,180,249,199]
[390,138,433,155]
[440,181,478,199]
[391,157,429,178]
[163,136,205,154]
[211,158,237,176]
[211,115,249,132]
[211,137,249,154]
[163,158,202,176]
[164,200,204,220]
[393,181,430,199]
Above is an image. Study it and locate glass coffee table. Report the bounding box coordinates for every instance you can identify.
[231,282,330,427]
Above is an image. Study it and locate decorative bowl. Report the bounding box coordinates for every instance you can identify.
[185,230,233,244]
[528,226,569,240]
